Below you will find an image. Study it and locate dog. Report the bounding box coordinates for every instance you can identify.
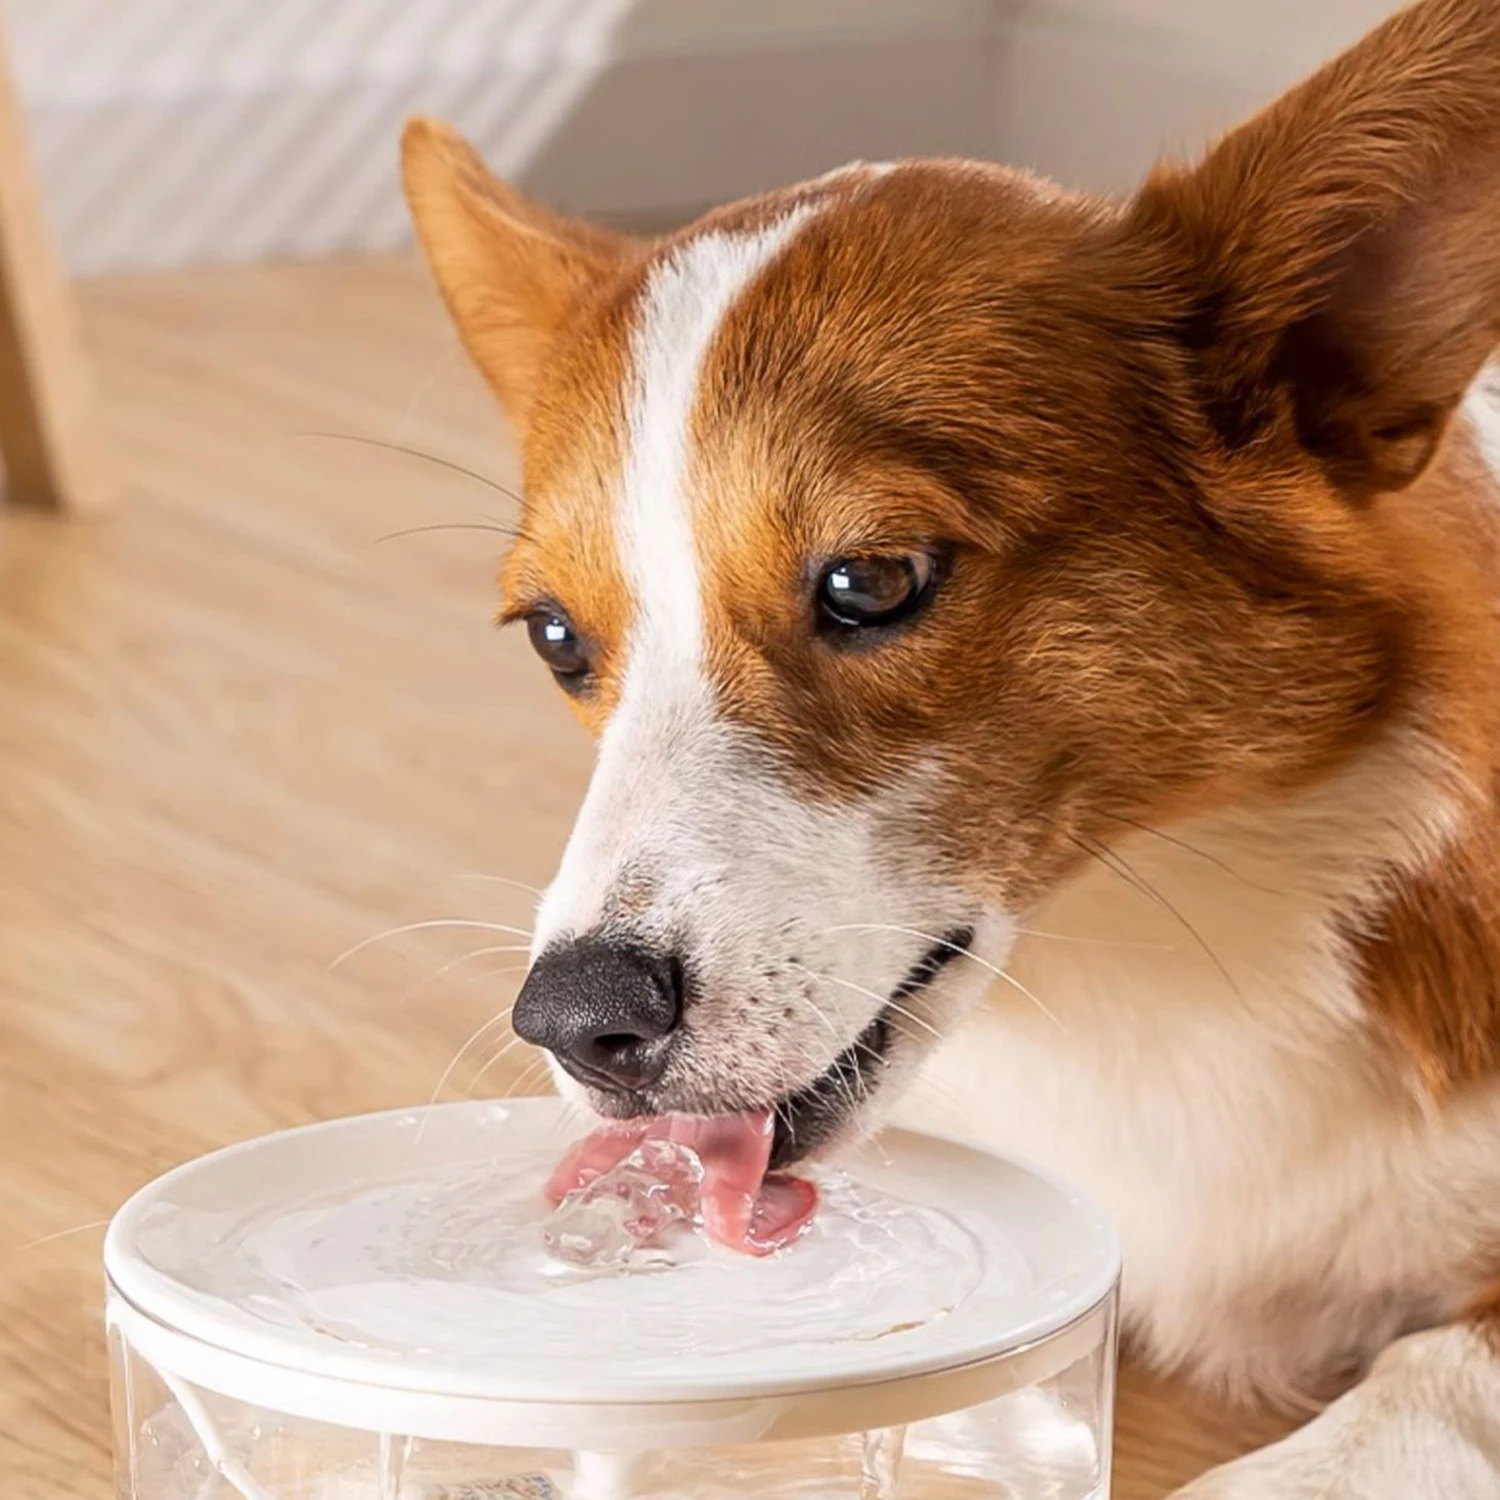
[401,0,1500,1492]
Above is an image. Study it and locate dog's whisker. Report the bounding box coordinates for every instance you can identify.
[499,1056,552,1101]
[467,1033,532,1099]
[462,1045,516,1104]
[546,1091,594,1147]
[454,961,531,990]
[451,873,547,901]
[794,994,845,1050]
[410,969,531,1107]
[425,1009,518,1114]
[373,521,521,545]
[756,1049,796,1145]
[792,968,883,1120]
[893,1066,985,1125]
[769,1054,798,1142]
[789,959,971,1130]
[1065,832,1241,1002]
[986,966,1070,1035]
[11,1218,112,1257]
[883,999,946,1044]
[399,944,533,1005]
[1093,811,1278,894]
[816,1033,866,1119]
[823,923,1069,1034]
[822,921,956,947]
[331,919,534,969]
[786,963,864,1033]
[793,962,948,1046]
[296,430,526,509]
[1013,924,1178,951]
[786,971,861,1115]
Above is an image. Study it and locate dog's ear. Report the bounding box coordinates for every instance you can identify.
[401,118,633,433]
[1129,0,1500,500]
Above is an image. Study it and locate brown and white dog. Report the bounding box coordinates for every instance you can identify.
[402,1,1500,1493]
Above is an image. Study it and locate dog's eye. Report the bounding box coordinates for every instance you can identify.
[817,552,935,630]
[526,609,590,685]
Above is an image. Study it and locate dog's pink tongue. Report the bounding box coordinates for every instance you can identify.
[546,1110,817,1255]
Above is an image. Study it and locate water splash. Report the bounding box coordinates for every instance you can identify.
[544,1140,702,1271]
[134,1149,1014,1372]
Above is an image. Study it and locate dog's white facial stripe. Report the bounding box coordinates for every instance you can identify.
[528,202,982,1125]
[616,208,818,679]
[533,209,820,956]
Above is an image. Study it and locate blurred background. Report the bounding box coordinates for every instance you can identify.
[0,5,1400,1498]
[10,0,1401,272]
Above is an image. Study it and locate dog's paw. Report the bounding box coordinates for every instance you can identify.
[1173,1327,1500,1500]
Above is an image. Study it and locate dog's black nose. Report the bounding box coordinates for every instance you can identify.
[513,938,683,1093]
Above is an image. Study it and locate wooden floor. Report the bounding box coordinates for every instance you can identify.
[0,256,1290,1498]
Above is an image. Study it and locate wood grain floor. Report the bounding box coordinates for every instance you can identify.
[0,255,1291,1498]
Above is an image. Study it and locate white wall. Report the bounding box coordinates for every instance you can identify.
[988,0,1404,192]
[3,0,1406,274]
[2,0,999,272]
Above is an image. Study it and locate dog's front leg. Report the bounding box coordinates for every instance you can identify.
[1174,1324,1500,1500]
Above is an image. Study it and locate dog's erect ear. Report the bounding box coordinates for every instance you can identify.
[401,118,633,433]
[1130,0,1500,499]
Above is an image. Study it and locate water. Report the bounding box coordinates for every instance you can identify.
[546,1430,909,1499]
[121,1368,1107,1500]
[571,1452,650,1500]
[115,1110,1112,1499]
[133,1144,1018,1376]
[378,1434,412,1500]
[543,1139,703,1271]
[121,1412,1089,1497]
[860,1428,906,1499]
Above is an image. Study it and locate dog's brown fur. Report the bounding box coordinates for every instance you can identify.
[404,1,1500,1491]
[407,0,1500,991]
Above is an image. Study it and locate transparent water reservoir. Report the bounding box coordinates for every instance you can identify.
[106,1100,1120,1499]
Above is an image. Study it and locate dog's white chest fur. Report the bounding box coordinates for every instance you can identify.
[895,729,1500,1400]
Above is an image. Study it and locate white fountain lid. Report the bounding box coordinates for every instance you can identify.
[105,1099,1119,1448]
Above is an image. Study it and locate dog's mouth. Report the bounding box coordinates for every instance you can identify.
[546,925,978,1254]
[768,925,974,1169]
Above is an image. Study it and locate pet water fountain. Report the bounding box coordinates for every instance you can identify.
[106,1099,1120,1498]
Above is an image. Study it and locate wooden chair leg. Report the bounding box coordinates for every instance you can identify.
[0,24,117,514]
